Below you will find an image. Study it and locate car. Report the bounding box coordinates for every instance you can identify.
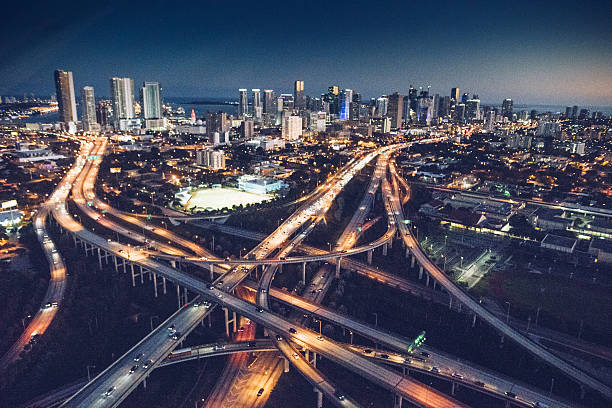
[474,381,485,387]
[403,357,411,364]
[334,391,346,401]
[167,324,176,331]
[208,285,215,290]
[171,331,181,340]
[133,353,144,362]
[532,403,549,408]
[363,349,373,354]
[288,328,297,334]
[379,354,389,359]
[216,293,223,298]
[505,391,517,398]
[143,359,153,369]
[129,364,139,374]
[257,388,264,397]
[213,345,226,351]
[43,302,52,309]
[237,326,245,332]
[275,335,283,341]
[430,366,439,373]
[317,335,324,341]
[193,302,201,308]
[260,288,267,293]
[256,307,264,313]
[248,341,257,347]
[103,386,116,398]
[452,373,464,380]
[292,353,299,359]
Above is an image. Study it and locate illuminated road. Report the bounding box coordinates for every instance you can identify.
[0,142,93,371]
[387,160,612,401]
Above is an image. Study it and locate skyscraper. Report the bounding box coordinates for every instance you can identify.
[80,86,98,132]
[293,80,305,109]
[450,88,460,105]
[263,89,275,114]
[238,89,248,117]
[54,69,77,125]
[350,93,361,121]
[282,115,302,140]
[110,77,136,130]
[325,86,340,115]
[340,89,353,119]
[252,89,262,120]
[387,93,404,129]
[501,98,513,120]
[141,82,162,120]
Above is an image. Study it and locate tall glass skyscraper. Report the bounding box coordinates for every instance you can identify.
[54,69,78,124]
[110,77,135,129]
[80,86,98,131]
[293,80,304,109]
[141,82,162,119]
[238,89,248,117]
[252,89,262,120]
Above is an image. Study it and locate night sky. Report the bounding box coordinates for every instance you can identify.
[1,0,611,105]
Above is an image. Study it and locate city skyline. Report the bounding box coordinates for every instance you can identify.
[1,0,611,105]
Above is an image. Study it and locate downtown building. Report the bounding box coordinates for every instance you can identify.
[80,86,99,132]
[141,82,166,130]
[110,77,141,131]
[54,69,78,132]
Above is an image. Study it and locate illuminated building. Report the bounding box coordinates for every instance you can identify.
[54,69,78,125]
[80,86,98,132]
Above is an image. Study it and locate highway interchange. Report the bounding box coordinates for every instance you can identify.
[8,135,611,407]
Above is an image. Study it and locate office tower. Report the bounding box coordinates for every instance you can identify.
[571,105,578,119]
[141,82,162,120]
[579,108,590,119]
[263,89,275,114]
[350,93,361,121]
[340,89,353,119]
[238,89,248,117]
[54,69,78,124]
[80,86,98,132]
[450,88,460,105]
[519,110,529,121]
[376,97,388,117]
[382,117,392,133]
[282,115,302,140]
[501,98,513,120]
[432,94,440,120]
[241,120,254,139]
[461,93,469,104]
[439,96,450,118]
[280,94,294,110]
[206,111,229,138]
[96,100,112,128]
[454,103,466,122]
[293,80,305,109]
[530,110,538,120]
[465,97,480,120]
[325,86,340,115]
[252,89,262,120]
[408,86,418,121]
[565,107,572,118]
[571,142,585,155]
[110,77,136,130]
[417,94,434,125]
[387,93,404,129]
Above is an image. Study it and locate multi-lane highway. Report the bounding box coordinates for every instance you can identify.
[386,158,612,401]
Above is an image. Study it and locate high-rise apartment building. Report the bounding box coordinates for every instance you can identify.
[263,89,275,114]
[387,92,404,129]
[110,77,136,130]
[196,149,226,170]
[282,115,302,140]
[252,89,262,120]
[141,82,162,119]
[80,86,98,132]
[294,80,305,109]
[241,119,254,139]
[54,69,78,125]
[238,89,248,117]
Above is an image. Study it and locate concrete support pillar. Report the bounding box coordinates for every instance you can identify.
[426,273,430,287]
[335,257,342,279]
[170,260,176,268]
[279,263,283,274]
[183,287,188,304]
[382,243,388,256]
[113,256,118,272]
[223,307,237,337]
[73,235,77,247]
[314,389,323,408]
[140,265,144,284]
[433,280,437,290]
[419,265,423,280]
[162,276,167,295]
[97,248,102,270]
[394,394,403,408]
[176,284,181,309]
[411,254,415,268]
[122,259,126,274]
[312,352,317,368]
[367,249,373,265]
[284,357,290,373]
[451,381,456,395]
[153,273,158,298]
[104,250,109,264]
[131,264,136,287]
[388,237,393,249]
[405,247,410,258]
[210,264,214,281]
[472,314,477,328]
[449,295,453,310]
[301,262,306,285]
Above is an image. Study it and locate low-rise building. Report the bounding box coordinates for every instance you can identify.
[541,234,577,254]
